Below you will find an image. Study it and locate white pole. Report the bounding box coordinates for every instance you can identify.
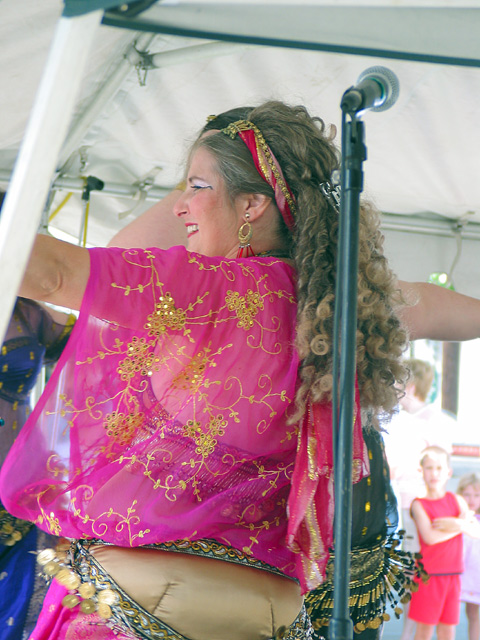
[0,10,102,342]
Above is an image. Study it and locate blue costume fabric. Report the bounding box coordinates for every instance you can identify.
[0,298,73,639]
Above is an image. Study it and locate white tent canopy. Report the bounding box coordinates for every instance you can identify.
[1,0,480,341]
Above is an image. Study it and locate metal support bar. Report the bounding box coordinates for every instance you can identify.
[0,11,103,344]
[145,40,248,68]
[0,171,170,200]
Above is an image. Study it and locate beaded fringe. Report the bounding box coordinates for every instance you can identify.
[304,532,428,634]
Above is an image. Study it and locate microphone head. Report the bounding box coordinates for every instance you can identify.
[356,66,400,112]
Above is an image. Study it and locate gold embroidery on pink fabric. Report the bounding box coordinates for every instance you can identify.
[30,250,297,556]
[236,499,286,556]
[225,289,264,329]
[70,496,151,545]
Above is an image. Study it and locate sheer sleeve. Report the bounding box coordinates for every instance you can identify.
[15,298,75,363]
[0,247,301,578]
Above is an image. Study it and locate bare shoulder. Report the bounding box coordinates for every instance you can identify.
[410,498,426,518]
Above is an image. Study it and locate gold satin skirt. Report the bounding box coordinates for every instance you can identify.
[89,543,304,640]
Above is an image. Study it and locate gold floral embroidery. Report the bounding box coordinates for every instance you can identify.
[172,349,209,392]
[34,493,63,536]
[70,495,151,545]
[225,289,264,329]
[104,410,145,446]
[118,337,157,380]
[145,294,187,336]
[251,460,294,496]
[235,499,285,556]
[183,414,227,458]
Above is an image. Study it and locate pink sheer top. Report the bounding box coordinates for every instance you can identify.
[1,249,299,566]
[0,247,368,592]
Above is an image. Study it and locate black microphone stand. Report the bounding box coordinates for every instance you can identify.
[329,106,367,640]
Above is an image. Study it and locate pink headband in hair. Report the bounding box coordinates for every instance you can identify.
[221,120,297,231]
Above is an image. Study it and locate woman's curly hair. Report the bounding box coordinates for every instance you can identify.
[194,100,409,428]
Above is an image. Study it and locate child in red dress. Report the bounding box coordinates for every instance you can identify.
[409,446,480,640]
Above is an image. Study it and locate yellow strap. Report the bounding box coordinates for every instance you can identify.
[48,192,73,222]
[82,201,90,247]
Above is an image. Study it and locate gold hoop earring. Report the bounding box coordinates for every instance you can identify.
[236,214,254,258]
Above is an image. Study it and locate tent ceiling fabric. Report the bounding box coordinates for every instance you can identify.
[1,0,479,297]
[102,3,480,68]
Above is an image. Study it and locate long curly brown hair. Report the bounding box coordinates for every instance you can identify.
[193,101,409,427]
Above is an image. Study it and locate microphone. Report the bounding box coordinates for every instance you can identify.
[341,66,400,114]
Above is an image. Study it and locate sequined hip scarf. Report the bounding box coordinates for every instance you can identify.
[43,538,314,640]
[0,502,33,546]
[304,534,426,635]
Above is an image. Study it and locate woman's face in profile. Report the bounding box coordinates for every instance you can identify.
[173,147,243,258]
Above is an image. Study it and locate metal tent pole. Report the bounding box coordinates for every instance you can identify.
[0,10,102,342]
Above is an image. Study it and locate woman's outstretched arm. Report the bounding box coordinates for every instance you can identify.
[398,280,480,341]
[107,190,185,249]
[20,234,89,311]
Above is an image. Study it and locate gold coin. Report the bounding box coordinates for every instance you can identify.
[274,625,287,639]
[2,523,14,534]
[43,561,60,576]
[96,603,112,619]
[383,613,391,622]
[395,607,403,616]
[56,569,80,590]
[56,568,73,586]
[355,622,366,632]
[80,599,96,614]
[62,594,80,609]
[69,574,81,590]
[97,589,118,605]
[36,549,57,566]
[78,583,96,599]
[11,531,22,542]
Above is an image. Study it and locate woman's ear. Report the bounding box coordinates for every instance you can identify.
[237,193,273,222]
